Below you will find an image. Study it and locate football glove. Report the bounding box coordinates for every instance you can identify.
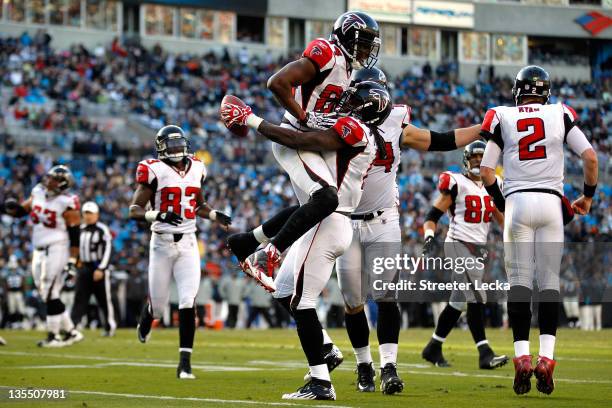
[157,211,182,226]
[302,112,338,130]
[211,211,232,226]
[220,100,252,128]
[422,235,438,258]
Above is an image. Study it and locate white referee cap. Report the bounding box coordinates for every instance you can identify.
[82,201,100,214]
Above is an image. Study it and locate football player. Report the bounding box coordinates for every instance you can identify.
[1,165,84,347]
[228,11,381,284]
[420,141,508,370]
[129,125,231,379]
[479,66,598,395]
[222,81,391,400]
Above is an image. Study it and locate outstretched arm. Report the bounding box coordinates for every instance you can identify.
[401,124,481,151]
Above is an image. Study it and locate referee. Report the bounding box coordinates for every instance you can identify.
[71,202,116,336]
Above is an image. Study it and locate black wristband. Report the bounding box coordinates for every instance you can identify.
[68,225,80,248]
[584,183,597,198]
[484,181,505,212]
[428,130,457,151]
[425,206,444,223]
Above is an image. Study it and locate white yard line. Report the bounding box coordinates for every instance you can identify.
[0,386,353,408]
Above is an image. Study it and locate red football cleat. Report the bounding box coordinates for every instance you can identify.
[534,356,556,395]
[512,355,533,395]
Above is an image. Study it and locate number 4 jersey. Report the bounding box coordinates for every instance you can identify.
[136,157,206,234]
[438,172,501,243]
[30,184,80,248]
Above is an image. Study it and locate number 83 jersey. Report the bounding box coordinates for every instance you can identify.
[438,172,501,243]
[136,157,206,234]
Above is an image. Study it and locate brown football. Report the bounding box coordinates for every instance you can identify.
[220,94,249,137]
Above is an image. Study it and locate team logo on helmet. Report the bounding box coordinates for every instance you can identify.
[369,89,389,113]
[341,13,366,35]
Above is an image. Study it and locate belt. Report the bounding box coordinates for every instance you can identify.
[155,232,184,242]
[506,188,562,199]
[351,210,384,221]
[35,246,49,253]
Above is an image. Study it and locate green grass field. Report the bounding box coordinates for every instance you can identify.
[0,328,610,407]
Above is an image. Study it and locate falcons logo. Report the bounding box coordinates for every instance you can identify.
[342,125,352,139]
[311,46,323,56]
[369,89,389,113]
[341,13,366,35]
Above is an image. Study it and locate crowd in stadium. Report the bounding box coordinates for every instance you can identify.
[0,32,610,331]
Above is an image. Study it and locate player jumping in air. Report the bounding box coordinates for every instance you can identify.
[129,125,231,379]
[421,141,508,370]
[479,66,598,395]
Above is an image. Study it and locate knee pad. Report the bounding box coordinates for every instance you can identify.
[46,298,65,315]
[310,186,339,215]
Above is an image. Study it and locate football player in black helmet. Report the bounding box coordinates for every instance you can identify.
[350,66,387,88]
[155,125,190,164]
[331,11,381,69]
[512,65,551,105]
[44,165,75,195]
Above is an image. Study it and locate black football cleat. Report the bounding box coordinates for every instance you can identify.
[227,232,260,262]
[356,362,376,392]
[380,363,404,395]
[177,353,196,380]
[304,343,344,381]
[422,339,451,367]
[137,304,153,343]
[37,332,65,348]
[479,345,509,369]
[282,379,336,400]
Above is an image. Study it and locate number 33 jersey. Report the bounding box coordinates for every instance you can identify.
[438,172,501,243]
[136,157,206,234]
[30,184,80,248]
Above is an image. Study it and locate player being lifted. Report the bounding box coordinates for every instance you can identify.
[0,165,83,347]
[222,81,391,400]
[129,125,231,379]
[479,66,598,395]
[420,141,508,370]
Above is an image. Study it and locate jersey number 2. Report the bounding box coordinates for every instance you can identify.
[160,187,200,219]
[517,118,546,161]
[464,195,495,223]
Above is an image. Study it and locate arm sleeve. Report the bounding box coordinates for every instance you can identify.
[302,39,335,72]
[97,224,113,270]
[481,140,502,170]
[332,117,367,147]
[566,126,593,156]
[480,108,504,149]
[136,162,156,187]
[562,103,579,141]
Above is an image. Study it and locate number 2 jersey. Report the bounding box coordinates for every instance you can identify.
[354,104,411,215]
[30,183,80,248]
[284,38,352,129]
[438,172,501,243]
[480,102,579,196]
[136,157,207,234]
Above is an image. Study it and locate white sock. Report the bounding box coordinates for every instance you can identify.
[309,364,330,382]
[47,314,61,335]
[539,334,555,360]
[379,343,398,367]
[475,339,489,348]
[60,311,74,332]
[322,329,333,345]
[432,333,446,343]
[354,345,373,364]
[179,348,192,353]
[514,340,530,357]
[252,226,269,244]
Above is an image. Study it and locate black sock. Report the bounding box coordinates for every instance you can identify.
[178,307,196,350]
[467,303,487,345]
[262,205,300,237]
[180,350,191,363]
[275,295,294,318]
[46,298,65,315]
[293,308,325,366]
[434,304,462,340]
[538,290,560,336]
[271,186,338,253]
[345,309,370,349]
[508,285,532,342]
[377,302,400,345]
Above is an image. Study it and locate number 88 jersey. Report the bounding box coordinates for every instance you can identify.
[136,157,206,234]
[438,172,501,243]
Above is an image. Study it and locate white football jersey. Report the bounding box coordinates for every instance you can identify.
[354,104,410,214]
[136,157,207,234]
[438,172,501,243]
[284,38,352,129]
[30,184,80,248]
[323,116,376,213]
[481,102,578,196]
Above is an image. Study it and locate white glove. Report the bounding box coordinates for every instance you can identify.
[303,112,338,130]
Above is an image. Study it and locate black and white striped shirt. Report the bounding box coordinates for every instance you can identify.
[79,222,112,270]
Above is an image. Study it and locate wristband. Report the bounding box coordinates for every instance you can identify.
[583,183,597,198]
[424,229,435,240]
[145,210,159,223]
[69,257,78,265]
[209,210,217,221]
[246,114,264,129]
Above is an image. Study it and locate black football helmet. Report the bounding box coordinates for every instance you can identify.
[155,125,189,162]
[463,140,487,177]
[44,165,74,194]
[512,65,551,105]
[350,66,387,88]
[336,80,392,126]
[331,11,380,69]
